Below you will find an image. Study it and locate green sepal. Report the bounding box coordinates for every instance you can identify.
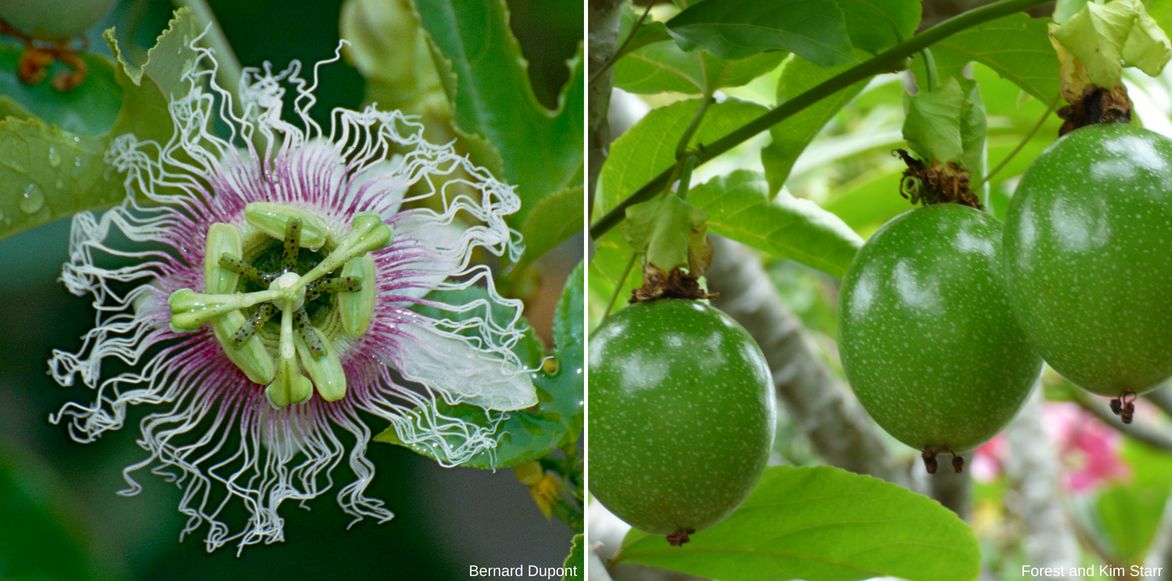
[294,330,347,401]
[622,196,708,273]
[211,310,276,385]
[203,223,242,294]
[339,254,376,336]
[1050,0,1171,90]
[244,202,331,251]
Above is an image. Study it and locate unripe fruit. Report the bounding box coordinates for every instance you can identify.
[1004,124,1172,398]
[840,204,1041,460]
[589,299,774,542]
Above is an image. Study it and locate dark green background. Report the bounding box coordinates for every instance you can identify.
[0,0,582,578]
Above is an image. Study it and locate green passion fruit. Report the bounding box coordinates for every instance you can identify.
[1004,124,1172,415]
[840,204,1042,471]
[588,299,774,545]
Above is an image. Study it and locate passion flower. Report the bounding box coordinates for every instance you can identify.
[48,45,537,552]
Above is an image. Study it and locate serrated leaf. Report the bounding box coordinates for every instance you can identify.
[666,0,853,66]
[689,169,861,278]
[0,47,121,135]
[377,265,584,469]
[414,0,583,229]
[106,7,199,144]
[622,195,707,272]
[562,534,584,581]
[598,97,767,213]
[0,8,199,241]
[616,465,979,581]
[762,52,871,196]
[914,13,1058,102]
[613,6,784,97]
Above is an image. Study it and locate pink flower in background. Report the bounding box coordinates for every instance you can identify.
[972,402,1129,493]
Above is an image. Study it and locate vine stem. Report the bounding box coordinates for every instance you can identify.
[173,0,245,116]
[972,98,1060,192]
[589,0,1052,240]
[589,1,654,85]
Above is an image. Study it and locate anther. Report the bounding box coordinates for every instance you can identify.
[952,455,965,473]
[233,303,276,346]
[219,255,276,285]
[294,308,326,358]
[282,218,302,270]
[306,276,362,301]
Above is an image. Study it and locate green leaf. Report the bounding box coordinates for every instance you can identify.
[623,195,707,272]
[598,97,767,213]
[414,0,583,229]
[616,465,980,581]
[105,8,199,144]
[902,76,987,178]
[1052,0,1171,88]
[613,7,783,96]
[689,169,862,278]
[518,185,584,271]
[0,47,121,135]
[1094,440,1172,565]
[0,8,199,241]
[914,13,1058,103]
[377,264,584,469]
[762,52,871,196]
[0,117,121,238]
[587,231,641,323]
[839,0,921,54]
[666,0,853,66]
[562,534,584,581]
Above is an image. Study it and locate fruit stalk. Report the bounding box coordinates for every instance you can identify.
[707,237,908,486]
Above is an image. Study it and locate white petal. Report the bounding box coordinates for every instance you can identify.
[350,157,409,217]
[396,324,537,411]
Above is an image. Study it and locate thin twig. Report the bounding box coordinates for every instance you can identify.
[589,2,653,85]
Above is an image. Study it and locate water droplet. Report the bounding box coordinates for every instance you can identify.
[72,156,81,170]
[19,184,44,214]
[48,146,61,168]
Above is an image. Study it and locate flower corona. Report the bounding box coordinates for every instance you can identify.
[48,41,537,552]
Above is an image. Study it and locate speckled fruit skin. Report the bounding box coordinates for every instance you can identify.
[1004,124,1172,397]
[840,204,1042,453]
[588,299,775,535]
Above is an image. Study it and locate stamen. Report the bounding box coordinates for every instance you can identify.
[294,307,326,358]
[282,218,302,270]
[306,276,361,301]
[219,255,277,285]
[233,302,276,346]
[298,213,391,286]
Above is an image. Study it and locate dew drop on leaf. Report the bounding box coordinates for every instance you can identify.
[19,184,44,214]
